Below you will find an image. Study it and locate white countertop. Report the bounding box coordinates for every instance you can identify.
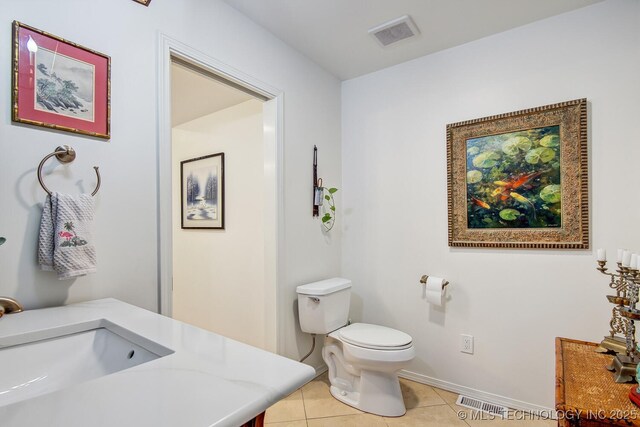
[0,298,315,426]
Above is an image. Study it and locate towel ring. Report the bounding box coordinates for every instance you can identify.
[37,145,101,197]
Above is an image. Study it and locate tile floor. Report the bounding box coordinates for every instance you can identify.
[265,373,556,427]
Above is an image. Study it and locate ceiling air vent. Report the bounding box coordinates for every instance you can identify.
[368,15,420,47]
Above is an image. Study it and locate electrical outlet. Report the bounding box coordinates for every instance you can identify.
[460,334,474,354]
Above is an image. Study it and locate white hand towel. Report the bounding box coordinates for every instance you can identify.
[37,194,55,271]
[38,192,97,280]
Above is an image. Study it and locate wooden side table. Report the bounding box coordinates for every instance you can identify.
[240,411,265,427]
[556,337,640,426]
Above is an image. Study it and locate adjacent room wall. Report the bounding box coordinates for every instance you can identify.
[341,0,640,409]
[172,100,266,349]
[0,0,341,363]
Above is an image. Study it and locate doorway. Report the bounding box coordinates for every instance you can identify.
[157,35,283,353]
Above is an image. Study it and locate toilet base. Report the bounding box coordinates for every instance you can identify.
[328,369,407,417]
[322,328,414,417]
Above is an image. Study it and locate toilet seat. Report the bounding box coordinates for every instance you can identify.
[337,323,412,350]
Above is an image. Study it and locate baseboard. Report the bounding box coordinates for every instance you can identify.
[313,364,328,378]
[399,369,554,415]
[311,364,551,415]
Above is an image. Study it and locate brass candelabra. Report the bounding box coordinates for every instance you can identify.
[596,259,640,382]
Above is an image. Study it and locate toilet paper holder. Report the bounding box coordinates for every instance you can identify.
[419,275,449,287]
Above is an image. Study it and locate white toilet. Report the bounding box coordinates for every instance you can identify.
[297,277,415,417]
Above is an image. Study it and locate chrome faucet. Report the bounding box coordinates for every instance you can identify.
[0,297,23,318]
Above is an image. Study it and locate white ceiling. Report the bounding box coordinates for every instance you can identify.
[222,0,602,80]
[171,62,254,127]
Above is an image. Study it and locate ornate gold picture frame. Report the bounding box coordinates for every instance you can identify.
[447,99,588,249]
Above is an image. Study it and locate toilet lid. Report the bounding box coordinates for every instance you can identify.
[338,323,412,349]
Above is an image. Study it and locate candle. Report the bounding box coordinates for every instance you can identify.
[623,250,632,267]
[597,248,607,262]
[618,249,625,263]
[632,254,638,270]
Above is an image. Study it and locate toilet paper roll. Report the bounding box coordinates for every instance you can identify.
[425,276,446,306]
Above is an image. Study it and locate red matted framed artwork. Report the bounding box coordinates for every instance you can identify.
[12,21,111,139]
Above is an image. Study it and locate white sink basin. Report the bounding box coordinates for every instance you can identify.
[0,319,173,407]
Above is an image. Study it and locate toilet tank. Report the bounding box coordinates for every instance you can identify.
[296,278,351,334]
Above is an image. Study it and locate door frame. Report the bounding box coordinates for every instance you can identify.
[157,33,285,354]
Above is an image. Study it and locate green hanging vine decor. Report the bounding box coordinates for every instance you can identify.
[321,187,338,231]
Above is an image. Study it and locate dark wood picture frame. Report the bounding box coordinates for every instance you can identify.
[132,0,152,6]
[180,153,225,230]
[12,21,111,139]
[447,98,588,249]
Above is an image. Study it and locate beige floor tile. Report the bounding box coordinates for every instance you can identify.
[448,404,480,423]
[447,404,557,427]
[399,378,447,409]
[301,374,363,419]
[307,413,387,427]
[463,410,556,427]
[265,390,307,423]
[268,374,554,427]
[265,421,308,427]
[433,387,460,405]
[385,404,468,427]
[300,373,330,399]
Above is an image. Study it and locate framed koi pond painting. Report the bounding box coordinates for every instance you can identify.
[180,153,225,229]
[447,99,588,249]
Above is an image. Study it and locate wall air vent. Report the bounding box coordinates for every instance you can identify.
[456,395,509,418]
[368,15,419,47]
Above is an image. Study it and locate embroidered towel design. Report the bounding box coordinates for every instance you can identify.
[38,192,97,280]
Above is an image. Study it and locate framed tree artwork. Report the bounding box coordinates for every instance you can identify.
[181,153,225,229]
[12,21,111,139]
[447,98,588,249]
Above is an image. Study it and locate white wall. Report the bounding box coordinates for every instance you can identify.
[0,0,341,363]
[172,100,266,349]
[342,0,640,410]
